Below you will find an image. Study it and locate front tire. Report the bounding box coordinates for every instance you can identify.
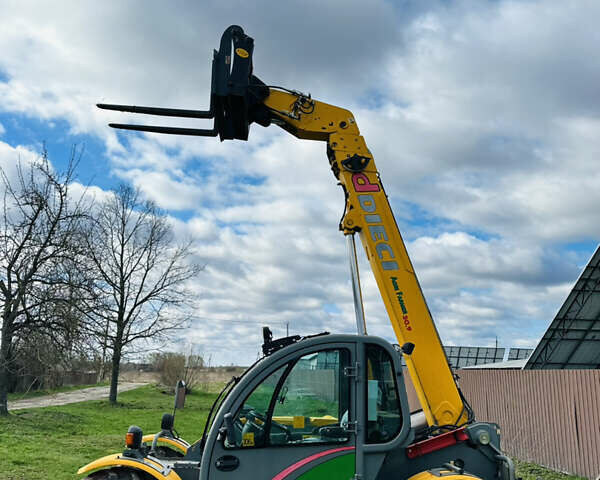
[84,468,153,480]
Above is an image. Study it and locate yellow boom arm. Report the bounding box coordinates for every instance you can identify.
[264,89,468,428]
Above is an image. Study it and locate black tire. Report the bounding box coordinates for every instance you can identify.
[84,468,153,480]
[154,445,185,458]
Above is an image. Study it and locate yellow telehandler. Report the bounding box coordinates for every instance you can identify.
[79,25,516,480]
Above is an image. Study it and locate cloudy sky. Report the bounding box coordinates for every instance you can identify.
[1,1,598,365]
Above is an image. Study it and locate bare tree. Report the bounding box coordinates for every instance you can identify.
[0,151,88,415]
[83,185,202,404]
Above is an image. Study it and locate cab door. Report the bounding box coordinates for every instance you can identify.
[357,339,413,480]
[207,344,356,480]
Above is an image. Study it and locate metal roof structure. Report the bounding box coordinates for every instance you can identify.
[399,345,532,368]
[462,359,528,370]
[525,245,600,369]
[444,346,505,368]
[507,348,533,361]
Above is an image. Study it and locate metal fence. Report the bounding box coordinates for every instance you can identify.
[12,370,98,392]
[404,369,600,479]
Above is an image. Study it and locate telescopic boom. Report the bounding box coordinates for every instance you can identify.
[97,25,470,430]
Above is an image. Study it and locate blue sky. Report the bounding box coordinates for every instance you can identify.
[1,0,598,365]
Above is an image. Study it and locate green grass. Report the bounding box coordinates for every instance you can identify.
[0,384,216,480]
[0,385,588,480]
[514,460,587,480]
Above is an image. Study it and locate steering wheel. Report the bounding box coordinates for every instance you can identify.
[246,410,292,442]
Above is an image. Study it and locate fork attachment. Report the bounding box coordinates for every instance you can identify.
[97,25,270,141]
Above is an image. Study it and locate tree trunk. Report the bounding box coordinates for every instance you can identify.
[97,326,108,384]
[0,320,13,416]
[108,342,122,404]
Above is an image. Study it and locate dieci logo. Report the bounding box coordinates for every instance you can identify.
[352,173,398,271]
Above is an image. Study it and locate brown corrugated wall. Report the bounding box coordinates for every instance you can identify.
[404,369,600,479]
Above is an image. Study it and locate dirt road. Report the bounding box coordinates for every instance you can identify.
[7,383,147,411]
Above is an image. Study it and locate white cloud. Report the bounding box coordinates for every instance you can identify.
[0,1,597,364]
[0,140,39,182]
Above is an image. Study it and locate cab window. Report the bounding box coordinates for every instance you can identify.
[230,364,287,448]
[229,348,351,448]
[365,344,402,443]
[270,349,351,445]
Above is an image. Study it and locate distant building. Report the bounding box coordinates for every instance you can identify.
[461,359,528,370]
[443,346,533,369]
[444,346,505,368]
[507,348,533,361]
[296,350,339,370]
[397,345,532,368]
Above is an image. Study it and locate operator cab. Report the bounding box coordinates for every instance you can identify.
[202,333,412,480]
[221,328,404,448]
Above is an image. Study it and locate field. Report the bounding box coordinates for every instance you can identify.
[0,384,587,480]
[0,384,213,480]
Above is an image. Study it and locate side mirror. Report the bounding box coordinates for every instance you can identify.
[174,380,186,410]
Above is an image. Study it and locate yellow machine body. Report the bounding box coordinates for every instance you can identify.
[264,90,468,428]
[142,433,190,455]
[77,453,182,480]
[409,470,482,480]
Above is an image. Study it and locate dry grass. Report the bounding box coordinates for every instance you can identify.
[119,366,246,389]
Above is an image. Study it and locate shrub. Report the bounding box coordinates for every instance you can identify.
[152,352,206,393]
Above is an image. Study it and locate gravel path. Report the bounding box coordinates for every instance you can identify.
[7,383,147,411]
